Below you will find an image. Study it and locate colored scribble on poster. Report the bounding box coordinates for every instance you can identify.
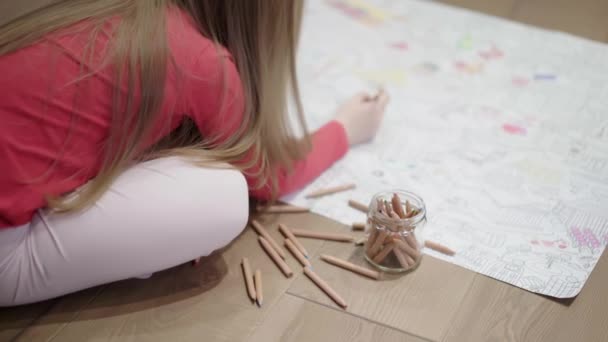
[325,0,389,26]
[502,123,527,136]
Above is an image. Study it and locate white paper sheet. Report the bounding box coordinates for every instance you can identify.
[286,0,608,298]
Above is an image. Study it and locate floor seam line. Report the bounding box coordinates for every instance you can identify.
[285,291,435,342]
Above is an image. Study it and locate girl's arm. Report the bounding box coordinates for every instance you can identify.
[247,89,389,199]
[247,120,349,199]
[186,55,387,199]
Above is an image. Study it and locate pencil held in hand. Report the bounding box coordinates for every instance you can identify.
[368,87,385,101]
[306,183,356,199]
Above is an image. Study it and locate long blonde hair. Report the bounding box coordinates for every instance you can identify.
[0,0,310,211]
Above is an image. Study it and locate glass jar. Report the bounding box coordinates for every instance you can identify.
[364,190,427,273]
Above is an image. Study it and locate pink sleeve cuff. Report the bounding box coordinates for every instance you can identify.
[319,120,350,161]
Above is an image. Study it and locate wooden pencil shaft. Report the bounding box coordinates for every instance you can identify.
[425,240,456,256]
[393,248,411,269]
[366,228,379,249]
[404,232,418,250]
[405,200,420,218]
[306,183,356,199]
[377,198,386,213]
[392,237,421,260]
[291,229,354,242]
[303,267,348,309]
[403,250,416,265]
[258,236,293,277]
[372,243,395,264]
[285,238,311,267]
[369,230,389,257]
[392,194,407,218]
[384,200,395,217]
[278,224,309,257]
[241,258,256,301]
[260,205,309,214]
[254,270,263,306]
[348,199,369,213]
[251,220,287,259]
[321,254,380,280]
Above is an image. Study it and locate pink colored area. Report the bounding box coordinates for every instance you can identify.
[479,46,504,60]
[454,61,483,74]
[389,42,408,50]
[326,0,380,26]
[502,123,527,136]
[454,61,466,70]
[531,239,568,249]
[585,228,602,249]
[570,227,602,250]
[512,76,530,87]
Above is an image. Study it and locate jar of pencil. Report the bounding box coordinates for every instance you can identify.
[364,190,426,273]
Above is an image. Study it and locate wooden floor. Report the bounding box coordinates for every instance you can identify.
[3,210,608,341]
[3,1,608,341]
[438,0,608,43]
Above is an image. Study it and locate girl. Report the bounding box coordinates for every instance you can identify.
[0,0,389,306]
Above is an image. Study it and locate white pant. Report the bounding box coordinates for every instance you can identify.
[0,157,249,306]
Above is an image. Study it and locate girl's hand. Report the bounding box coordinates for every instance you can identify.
[334,89,389,146]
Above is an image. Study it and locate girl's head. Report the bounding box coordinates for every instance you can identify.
[0,0,308,211]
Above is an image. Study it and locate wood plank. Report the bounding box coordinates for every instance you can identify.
[12,287,105,342]
[511,0,608,42]
[0,299,55,342]
[248,294,427,342]
[437,0,516,18]
[15,213,329,342]
[287,236,476,341]
[442,250,608,341]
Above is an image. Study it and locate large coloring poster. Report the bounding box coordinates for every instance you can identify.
[287,0,608,298]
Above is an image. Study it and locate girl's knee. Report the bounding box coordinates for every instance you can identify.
[189,166,249,247]
[221,168,249,240]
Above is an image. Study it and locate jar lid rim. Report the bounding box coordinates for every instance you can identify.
[370,190,427,226]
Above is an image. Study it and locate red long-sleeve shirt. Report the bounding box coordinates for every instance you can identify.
[0,8,349,228]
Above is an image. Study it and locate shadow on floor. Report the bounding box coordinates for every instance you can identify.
[0,250,229,334]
